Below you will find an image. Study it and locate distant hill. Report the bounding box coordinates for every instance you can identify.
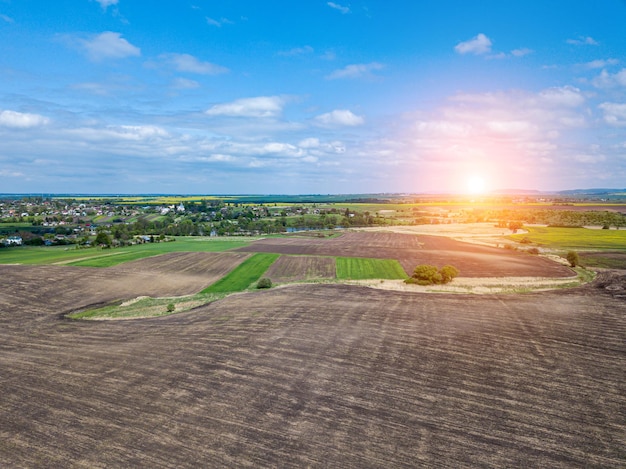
[556,188,626,196]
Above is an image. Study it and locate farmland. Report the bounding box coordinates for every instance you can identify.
[0,228,624,467]
[510,225,626,251]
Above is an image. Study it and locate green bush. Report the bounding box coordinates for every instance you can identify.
[440,265,460,283]
[166,303,175,313]
[566,251,580,267]
[257,277,272,289]
[412,265,439,282]
[405,264,459,285]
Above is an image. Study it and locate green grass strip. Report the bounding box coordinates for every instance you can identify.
[201,253,279,293]
[336,257,408,280]
[509,226,626,251]
[0,237,253,267]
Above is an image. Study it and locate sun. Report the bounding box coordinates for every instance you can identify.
[466,175,487,195]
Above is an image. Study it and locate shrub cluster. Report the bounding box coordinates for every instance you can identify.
[566,251,580,267]
[257,277,273,289]
[404,264,459,286]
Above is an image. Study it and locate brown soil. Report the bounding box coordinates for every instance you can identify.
[264,255,336,283]
[237,231,574,278]
[1,246,624,467]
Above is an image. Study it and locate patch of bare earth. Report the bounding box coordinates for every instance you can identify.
[0,275,624,467]
[264,255,336,283]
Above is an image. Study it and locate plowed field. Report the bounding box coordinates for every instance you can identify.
[236,231,574,278]
[1,241,624,467]
[264,255,336,282]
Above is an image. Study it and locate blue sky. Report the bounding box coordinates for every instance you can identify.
[1,0,625,194]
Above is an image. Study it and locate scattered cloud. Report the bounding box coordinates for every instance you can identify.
[327,2,350,14]
[592,68,626,88]
[159,53,228,75]
[206,96,287,118]
[277,46,314,57]
[321,50,337,61]
[399,86,594,189]
[326,62,384,79]
[567,36,599,46]
[582,58,619,69]
[599,102,626,126]
[454,33,492,55]
[0,169,25,178]
[0,14,14,23]
[314,109,364,127]
[206,16,233,27]
[78,31,140,61]
[298,137,320,148]
[94,0,119,9]
[0,110,50,128]
[171,77,200,89]
[538,86,585,107]
[511,48,533,57]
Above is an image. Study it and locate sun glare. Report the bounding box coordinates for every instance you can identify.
[466,175,487,195]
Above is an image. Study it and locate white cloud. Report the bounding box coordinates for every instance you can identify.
[511,48,533,57]
[0,169,24,177]
[582,59,619,69]
[567,36,598,46]
[0,110,49,128]
[401,86,596,189]
[95,0,119,9]
[80,31,140,61]
[327,2,350,14]
[160,53,228,75]
[592,68,626,88]
[67,125,169,142]
[277,46,314,57]
[205,96,286,118]
[299,137,320,148]
[454,33,492,55]
[206,16,233,27]
[314,109,364,127]
[171,77,200,89]
[573,153,606,164]
[599,102,626,127]
[538,86,585,107]
[326,62,384,80]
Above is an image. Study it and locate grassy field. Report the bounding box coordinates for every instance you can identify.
[0,237,254,266]
[336,257,408,280]
[510,226,626,250]
[201,253,279,293]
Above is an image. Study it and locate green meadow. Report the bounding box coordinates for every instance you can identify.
[201,253,279,293]
[510,226,626,251]
[0,237,254,267]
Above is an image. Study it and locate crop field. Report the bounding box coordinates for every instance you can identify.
[1,260,625,467]
[264,255,336,282]
[510,226,626,250]
[336,257,408,280]
[201,253,279,293]
[0,237,253,266]
[1,230,624,467]
[237,231,574,278]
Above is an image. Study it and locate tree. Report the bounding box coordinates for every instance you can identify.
[95,231,112,247]
[566,251,580,267]
[257,277,272,289]
[406,264,460,285]
[440,265,460,283]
